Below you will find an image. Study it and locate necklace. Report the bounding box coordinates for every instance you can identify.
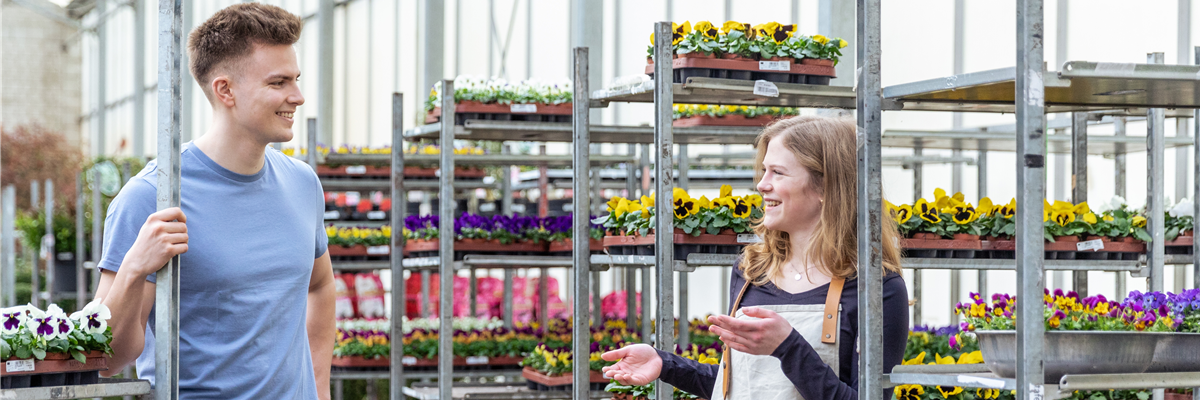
[786,263,806,281]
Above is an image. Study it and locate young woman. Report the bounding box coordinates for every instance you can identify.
[601,116,909,400]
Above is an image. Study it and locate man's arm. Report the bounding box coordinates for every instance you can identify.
[93,207,189,377]
[308,251,336,400]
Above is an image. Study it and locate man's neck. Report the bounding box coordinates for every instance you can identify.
[193,116,268,175]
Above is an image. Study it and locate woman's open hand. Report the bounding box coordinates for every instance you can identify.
[707,307,795,356]
[601,344,663,386]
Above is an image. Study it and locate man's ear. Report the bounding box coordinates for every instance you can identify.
[212,75,235,108]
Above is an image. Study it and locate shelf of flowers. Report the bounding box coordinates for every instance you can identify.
[593,185,763,260]
[602,325,723,400]
[1,301,114,389]
[953,289,1200,383]
[298,144,489,180]
[672,104,798,128]
[324,191,394,222]
[647,21,846,85]
[425,77,573,125]
[888,190,1156,260]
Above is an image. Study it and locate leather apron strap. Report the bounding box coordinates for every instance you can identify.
[718,276,846,399]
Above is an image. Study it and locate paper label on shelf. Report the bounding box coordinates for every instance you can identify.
[367,211,387,220]
[402,356,417,365]
[324,211,341,220]
[737,234,763,244]
[6,359,34,372]
[1077,239,1105,251]
[345,165,368,175]
[1095,62,1137,76]
[958,375,1006,389]
[753,80,779,97]
[367,245,390,255]
[1027,384,1044,400]
[510,104,538,113]
[465,356,489,365]
[758,60,791,71]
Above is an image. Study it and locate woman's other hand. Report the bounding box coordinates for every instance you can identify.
[708,307,795,356]
[601,344,663,386]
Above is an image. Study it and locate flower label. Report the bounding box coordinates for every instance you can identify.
[752,80,779,97]
[758,60,791,71]
[402,356,417,365]
[367,211,387,220]
[5,359,34,372]
[737,234,762,244]
[510,104,538,113]
[324,211,341,220]
[367,245,389,255]
[465,356,489,365]
[345,165,368,175]
[1076,239,1105,252]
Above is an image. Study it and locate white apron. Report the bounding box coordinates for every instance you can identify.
[710,278,845,400]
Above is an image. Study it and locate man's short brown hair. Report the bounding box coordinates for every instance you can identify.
[188,3,303,98]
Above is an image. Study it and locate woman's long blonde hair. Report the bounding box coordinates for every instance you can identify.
[741,116,903,286]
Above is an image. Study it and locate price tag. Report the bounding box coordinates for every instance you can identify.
[758,60,791,71]
[6,359,34,372]
[1077,239,1105,252]
[324,211,341,220]
[402,356,417,365]
[367,246,390,255]
[752,80,779,97]
[345,165,368,175]
[367,211,387,220]
[510,104,538,113]
[737,234,763,244]
[465,356,489,365]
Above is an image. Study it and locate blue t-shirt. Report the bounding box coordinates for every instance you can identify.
[99,143,329,399]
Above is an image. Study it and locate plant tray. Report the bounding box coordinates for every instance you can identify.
[547,238,606,254]
[672,115,778,128]
[426,101,573,125]
[404,239,548,259]
[901,238,982,259]
[328,245,391,258]
[521,367,608,391]
[0,351,107,389]
[1165,235,1194,255]
[978,331,1200,382]
[646,57,836,85]
[982,239,1143,260]
[331,355,525,370]
[602,231,745,260]
[611,395,708,400]
[317,165,487,180]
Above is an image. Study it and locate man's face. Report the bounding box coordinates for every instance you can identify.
[228,43,304,144]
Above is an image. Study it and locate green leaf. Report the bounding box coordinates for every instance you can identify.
[0,339,10,360]
[92,333,107,344]
[1136,392,1151,400]
[71,349,86,364]
[31,348,46,360]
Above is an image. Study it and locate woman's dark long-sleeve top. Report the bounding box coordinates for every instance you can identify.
[655,260,909,400]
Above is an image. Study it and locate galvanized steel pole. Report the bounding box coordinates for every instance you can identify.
[1114,117,1128,301]
[911,143,922,325]
[2,186,14,307]
[154,0,184,398]
[1071,113,1088,297]
[677,144,689,350]
[44,180,54,304]
[572,46,592,400]
[319,0,335,145]
[1015,0,1047,397]
[31,183,39,308]
[307,118,319,169]
[855,0,885,398]
[390,92,407,400]
[1195,47,1200,292]
[1147,52,1167,293]
[652,21,676,400]
[977,139,988,298]
[76,174,86,307]
[437,79,456,400]
[134,0,146,157]
[626,144,638,328]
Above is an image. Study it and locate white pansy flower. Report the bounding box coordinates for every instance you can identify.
[23,305,56,340]
[1,305,30,335]
[70,298,112,335]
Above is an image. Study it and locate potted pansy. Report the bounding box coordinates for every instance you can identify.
[404,213,549,255]
[425,77,574,125]
[672,104,798,127]
[326,225,391,257]
[895,324,1002,400]
[604,344,721,400]
[1,300,113,389]
[520,324,639,391]
[718,21,755,60]
[795,34,849,66]
[1164,198,1194,253]
[545,214,605,253]
[748,22,796,83]
[595,185,762,259]
[646,21,690,63]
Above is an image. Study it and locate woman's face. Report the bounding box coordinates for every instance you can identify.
[756,138,823,234]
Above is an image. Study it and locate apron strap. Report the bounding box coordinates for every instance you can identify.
[719,279,752,400]
[820,277,846,344]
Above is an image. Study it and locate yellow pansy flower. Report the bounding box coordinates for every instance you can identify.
[694,21,718,39]
[838,38,848,48]
[1132,215,1147,227]
[721,20,749,34]
[811,34,830,45]
[978,197,994,216]
[957,351,984,364]
[672,21,691,45]
[719,184,733,199]
[902,352,926,365]
[894,385,924,400]
[937,386,964,397]
[1082,212,1098,224]
[745,194,763,208]
[952,204,978,224]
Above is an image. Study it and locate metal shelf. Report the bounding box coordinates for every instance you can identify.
[0,379,151,400]
[405,119,762,145]
[332,256,608,271]
[332,369,525,381]
[325,153,636,167]
[592,77,864,109]
[902,258,1146,273]
[884,129,1194,156]
[888,365,1200,400]
[320,178,498,192]
[884,64,1200,113]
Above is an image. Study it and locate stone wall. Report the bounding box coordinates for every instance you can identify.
[0,0,82,143]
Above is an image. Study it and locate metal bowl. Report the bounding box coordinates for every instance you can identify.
[1147,332,1200,372]
[976,330,1159,382]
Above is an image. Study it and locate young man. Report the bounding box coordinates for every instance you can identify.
[94,3,335,399]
